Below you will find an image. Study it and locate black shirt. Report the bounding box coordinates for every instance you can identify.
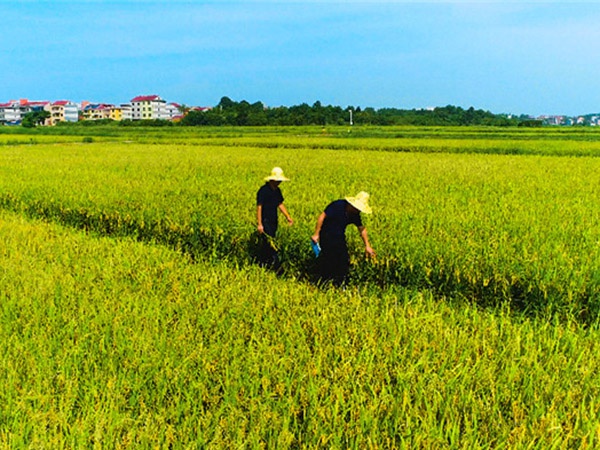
[320,199,362,245]
[257,183,284,236]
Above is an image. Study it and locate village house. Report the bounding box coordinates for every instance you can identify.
[45,100,79,125]
[0,99,50,125]
[130,94,165,120]
[0,101,21,125]
[109,105,123,121]
[129,95,183,120]
[82,103,113,121]
[1,95,205,125]
[121,103,133,121]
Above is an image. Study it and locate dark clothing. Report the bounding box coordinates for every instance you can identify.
[257,183,284,271]
[257,183,284,237]
[317,240,350,287]
[319,199,363,245]
[258,233,280,272]
[318,200,363,286]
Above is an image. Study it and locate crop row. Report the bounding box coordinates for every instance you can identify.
[2,210,600,448]
[2,139,600,321]
[184,135,600,157]
[7,125,600,155]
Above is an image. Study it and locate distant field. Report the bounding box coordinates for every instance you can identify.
[2,126,600,317]
[1,125,600,448]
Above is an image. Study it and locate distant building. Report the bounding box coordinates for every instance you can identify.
[160,102,181,120]
[20,99,49,114]
[109,105,123,121]
[2,94,209,125]
[130,94,166,120]
[538,115,566,126]
[0,99,50,125]
[0,101,21,125]
[121,104,132,121]
[45,100,79,125]
[82,103,112,120]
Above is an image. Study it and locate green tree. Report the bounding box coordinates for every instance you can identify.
[21,110,50,128]
[177,104,191,115]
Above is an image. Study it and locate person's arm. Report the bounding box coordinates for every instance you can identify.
[257,204,264,234]
[278,203,293,226]
[358,225,376,258]
[311,212,326,243]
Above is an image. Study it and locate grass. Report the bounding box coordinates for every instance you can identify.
[1,211,600,448]
[1,125,600,447]
[1,137,600,317]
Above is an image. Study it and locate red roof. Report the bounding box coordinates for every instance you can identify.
[25,101,49,107]
[19,99,49,106]
[131,95,161,102]
[53,100,69,106]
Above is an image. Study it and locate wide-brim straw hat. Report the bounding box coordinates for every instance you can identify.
[265,167,290,181]
[346,191,372,214]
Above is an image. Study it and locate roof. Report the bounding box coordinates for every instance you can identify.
[24,101,49,107]
[17,99,49,107]
[83,103,113,111]
[131,95,162,103]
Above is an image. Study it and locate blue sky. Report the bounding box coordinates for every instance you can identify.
[3,1,600,116]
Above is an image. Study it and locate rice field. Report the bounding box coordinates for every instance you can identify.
[1,125,600,448]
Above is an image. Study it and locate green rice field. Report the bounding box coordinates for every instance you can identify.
[1,125,600,448]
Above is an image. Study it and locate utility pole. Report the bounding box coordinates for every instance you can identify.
[349,108,353,126]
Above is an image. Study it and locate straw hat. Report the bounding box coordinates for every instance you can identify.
[265,167,290,181]
[345,191,372,214]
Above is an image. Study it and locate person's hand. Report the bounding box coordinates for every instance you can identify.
[311,234,319,244]
[287,217,294,226]
[257,224,264,234]
[365,246,376,258]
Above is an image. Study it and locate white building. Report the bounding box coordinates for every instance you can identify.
[130,94,166,120]
[0,101,21,124]
[0,99,49,125]
[159,102,181,120]
[121,103,133,121]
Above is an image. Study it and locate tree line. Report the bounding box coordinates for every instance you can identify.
[26,96,534,128]
[179,97,525,127]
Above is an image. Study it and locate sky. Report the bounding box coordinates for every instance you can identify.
[3,1,600,117]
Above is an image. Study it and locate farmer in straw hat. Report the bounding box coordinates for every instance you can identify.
[311,191,376,286]
[256,167,294,271]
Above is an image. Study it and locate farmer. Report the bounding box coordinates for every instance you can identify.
[256,167,294,271]
[311,191,376,286]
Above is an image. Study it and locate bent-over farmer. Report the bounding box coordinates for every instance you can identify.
[311,191,375,286]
